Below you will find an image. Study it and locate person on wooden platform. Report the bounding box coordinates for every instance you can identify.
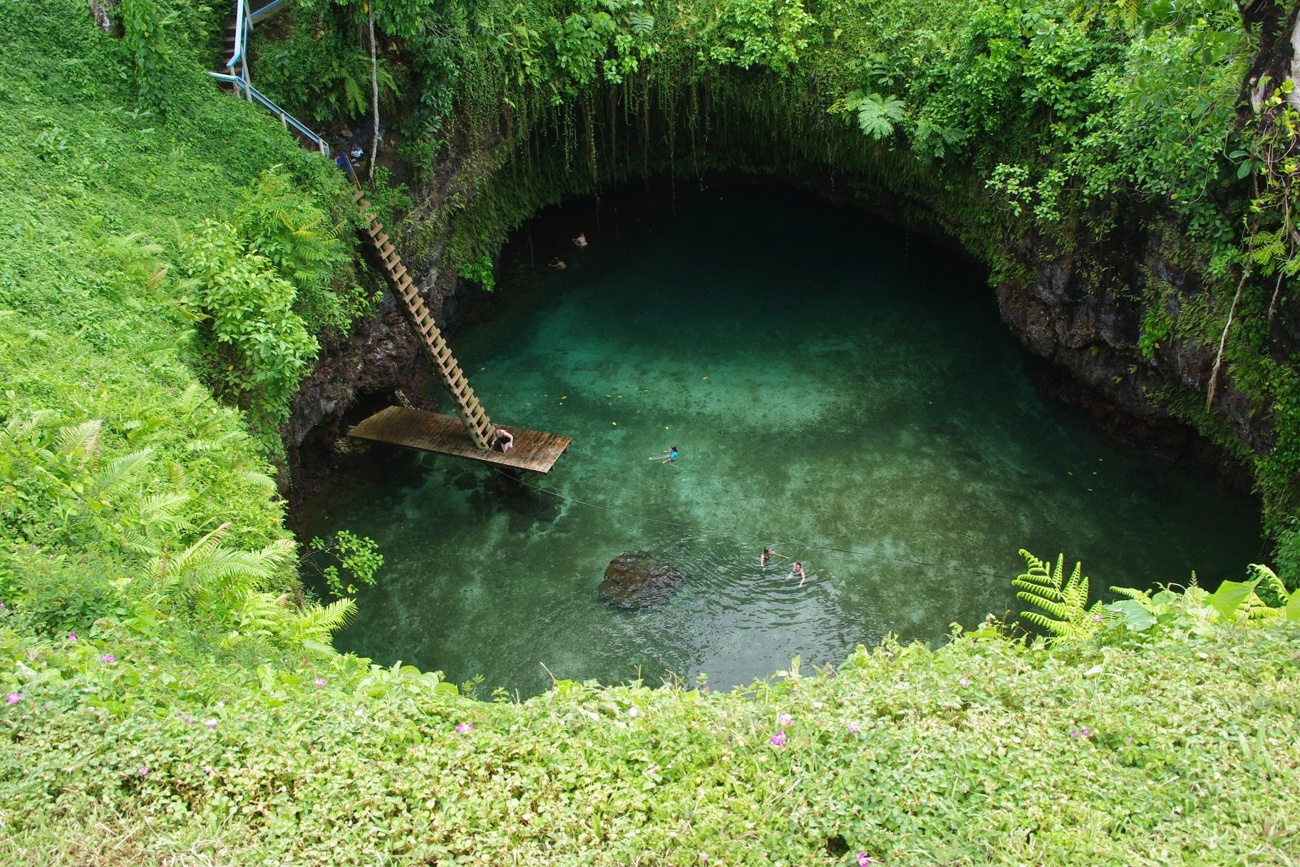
[495,428,515,453]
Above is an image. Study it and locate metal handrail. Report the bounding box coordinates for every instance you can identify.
[227,0,288,70]
[248,0,289,25]
[212,0,331,158]
[210,73,332,157]
[226,0,247,70]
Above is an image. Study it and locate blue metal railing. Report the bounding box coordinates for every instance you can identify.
[213,0,330,157]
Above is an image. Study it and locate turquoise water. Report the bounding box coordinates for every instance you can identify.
[299,187,1263,696]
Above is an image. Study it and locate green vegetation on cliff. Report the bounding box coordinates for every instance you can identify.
[3,0,1300,862]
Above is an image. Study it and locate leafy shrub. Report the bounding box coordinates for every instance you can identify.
[180,220,319,428]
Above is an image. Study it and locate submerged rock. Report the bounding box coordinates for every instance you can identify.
[598,551,687,610]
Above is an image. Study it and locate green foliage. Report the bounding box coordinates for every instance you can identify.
[1138,299,1173,360]
[3,596,1299,863]
[456,253,496,293]
[830,90,905,141]
[255,5,399,125]
[233,166,368,335]
[118,0,180,115]
[1107,564,1300,634]
[6,5,1300,863]
[703,0,814,73]
[1013,549,1104,640]
[306,530,385,597]
[180,220,319,428]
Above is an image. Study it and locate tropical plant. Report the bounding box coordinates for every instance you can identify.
[456,254,496,293]
[1012,549,1104,640]
[830,90,906,141]
[179,220,319,428]
[306,530,385,597]
[234,167,362,335]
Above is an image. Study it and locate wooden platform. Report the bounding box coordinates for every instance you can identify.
[348,406,570,474]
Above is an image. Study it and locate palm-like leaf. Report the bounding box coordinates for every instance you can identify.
[55,419,103,459]
[289,598,357,645]
[1,410,54,445]
[89,448,153,497]
[152,525,291,606]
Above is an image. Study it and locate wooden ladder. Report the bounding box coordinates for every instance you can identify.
[353,188,497,451]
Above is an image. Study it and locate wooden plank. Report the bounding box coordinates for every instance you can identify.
[347,406,570,474]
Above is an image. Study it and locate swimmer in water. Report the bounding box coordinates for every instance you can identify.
[761,547,787,570]
[789,562,807,587]
[649,445,678,464]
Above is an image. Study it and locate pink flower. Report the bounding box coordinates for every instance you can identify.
[456,722,474,734]
[848,723,860,734]
[100,654,117,664]
[858,854,873,866]
[67,632,77,641]
[959,677,970,687]
[139,766,148,776]
[777,712,793,727]
[5,691,20,705]
[314,677,327,687]
[205,719,218,730]
[770,731,787,747]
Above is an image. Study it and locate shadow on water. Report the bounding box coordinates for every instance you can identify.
[299,183,1264,697]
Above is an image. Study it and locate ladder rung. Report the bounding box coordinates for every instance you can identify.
[358,199,372,210]
[397,276,413,290]
[380,243,395,258]
[391,264,407,281]
[366,222,382,237]
[374,233,389,247]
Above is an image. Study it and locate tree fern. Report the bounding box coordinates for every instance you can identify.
[832,90,906,140]
[1013,549,1102,639]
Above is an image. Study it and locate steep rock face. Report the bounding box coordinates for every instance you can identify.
[285,142,488,502]
[993,221,1264,486]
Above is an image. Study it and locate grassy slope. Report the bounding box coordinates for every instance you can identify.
[1,620,1297,864]
[0,3,320,572]
[0,3,1298,865]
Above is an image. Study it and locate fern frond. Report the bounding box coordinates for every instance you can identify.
[1013,549,1096,639]
[289,598,357,644]
[55,419,102,459]
[119,529,162,556]
[90,448,153,496]
[240,470,278,492]
[235,591,282,638]
[1,410,54,445]
[1109,585,1151,603]
[135,492,190,528]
